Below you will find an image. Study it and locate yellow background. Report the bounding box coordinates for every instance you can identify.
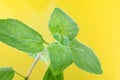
[0,0,120,80]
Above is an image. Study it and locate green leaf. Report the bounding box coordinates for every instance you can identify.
[70,39,103,74]
[53,33,70,47]
[61,36,70,47]
[0,19,44,54]
[43,68,64,80]
[53,33,62,43]
[47,42,72,75]
[49,8,79,40]
[0,67,15,80]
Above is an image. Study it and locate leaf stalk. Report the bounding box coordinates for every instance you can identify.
[25,50,45,80]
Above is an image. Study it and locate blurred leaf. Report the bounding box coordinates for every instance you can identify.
[43,68,64,80]
[0,67,14,80]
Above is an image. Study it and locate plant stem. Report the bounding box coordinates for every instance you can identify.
[15,71,25,78]
[44,41,49,45]
[25,51,44,80]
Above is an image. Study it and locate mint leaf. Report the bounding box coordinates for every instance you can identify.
[47,42,72,75]
[0,19,44,54]
[53,33,70,47]
[62,36,70,47]
[53,33,62,43]
[0,67,15,80]
[49,8,79,40]
[70,40,103,74]
[43,68,64,80]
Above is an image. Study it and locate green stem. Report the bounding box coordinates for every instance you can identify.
[44,41,49,45]
[15,71,25,79]
[43,39,49,45]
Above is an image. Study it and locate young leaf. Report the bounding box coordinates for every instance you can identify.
[43,68,64,80]
[0,67,15,80]
[49,8,79,40]
[0,19,44,54]
[62,36,70,47]
[53,33,70,47]
[47,42,72,75]
[53,33,62,43]
[70,39,103,74]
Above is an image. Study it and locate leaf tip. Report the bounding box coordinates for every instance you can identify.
[96,67,103,74]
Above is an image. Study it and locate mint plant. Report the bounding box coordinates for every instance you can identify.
[0,8,103,80]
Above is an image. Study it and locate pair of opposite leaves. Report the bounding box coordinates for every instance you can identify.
[0,8,103,80]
